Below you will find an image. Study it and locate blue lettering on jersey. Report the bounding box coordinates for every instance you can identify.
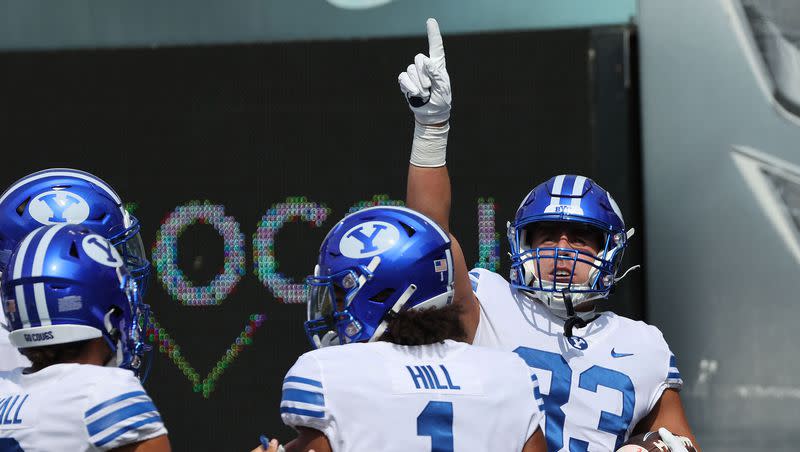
[405,365,461,390]
[407,366,430,389]
[439,365,461,390]
[0,394,28,425]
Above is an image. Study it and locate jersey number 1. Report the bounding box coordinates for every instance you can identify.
[0,438,24,451]
[416,401,454,452]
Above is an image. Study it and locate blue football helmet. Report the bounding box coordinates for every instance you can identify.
[0,168,150,293]
[508,175,635,317]
[2,224,152,376]
[305,206,454,348]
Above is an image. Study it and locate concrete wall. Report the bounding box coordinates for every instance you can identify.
[639,0,800,450]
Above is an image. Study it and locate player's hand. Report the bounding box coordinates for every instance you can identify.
[398,18,452,125]
[657,428,690,452]
[251,436,290,452]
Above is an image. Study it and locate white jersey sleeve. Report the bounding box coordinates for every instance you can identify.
[0,306,31,371]
[83,368,167,450]
[646,326,684,412]
[525,362,547,442]
[280,353,336,443]
[0,364,166,452]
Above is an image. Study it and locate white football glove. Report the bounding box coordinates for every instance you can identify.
[658,428,692,452]
[398,18,452,125]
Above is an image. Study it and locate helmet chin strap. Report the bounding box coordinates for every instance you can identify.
[561,289,587,339]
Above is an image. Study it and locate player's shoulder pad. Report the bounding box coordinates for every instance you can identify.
[281,352,331,433]
[468,267,505,294]
[611,314,683,387]
[612,314,672,352]
[81,366,166,451]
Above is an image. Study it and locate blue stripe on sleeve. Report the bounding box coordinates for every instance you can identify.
[670,355,677,367]
[85,391,147,418]
[668,372,682,380]
[282,388,325,407]
[470,279,478,292]
[283,376,323,388]
[93,415,163,447]
[468,271,480,279]
[280,406,325,418]
[87,401,158,436]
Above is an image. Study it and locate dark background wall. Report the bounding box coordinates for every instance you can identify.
[0,27,640,450]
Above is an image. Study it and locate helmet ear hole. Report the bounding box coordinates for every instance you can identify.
[15,197,30,216]
[398,221,416,238]
[369,288,397,303]
[89,212,108,222]
[69,242,80,259]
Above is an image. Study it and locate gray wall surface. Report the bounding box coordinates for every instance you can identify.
[639,0,800,450]
[0,0,635,50]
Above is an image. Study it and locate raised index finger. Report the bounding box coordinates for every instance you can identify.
[426,18,445,61]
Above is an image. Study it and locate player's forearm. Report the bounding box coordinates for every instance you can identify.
[633,389,700,451]
[407,163,451,232]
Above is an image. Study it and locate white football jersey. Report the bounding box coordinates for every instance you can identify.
[469,268,683,452]
[281,339,544,452]
[0,337,30,372]
[0,364,166,451]
[1,303,32,372]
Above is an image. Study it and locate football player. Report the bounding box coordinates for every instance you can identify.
[0,224,168,451]
[275,206,547,452]
[0,168,149,371]
[396,19,699,452]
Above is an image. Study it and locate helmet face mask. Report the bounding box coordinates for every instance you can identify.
[508,175,630,317]
[117,272,153,375]
[305,264,374,347]
[109,212,150,294]
[304,206,455,349]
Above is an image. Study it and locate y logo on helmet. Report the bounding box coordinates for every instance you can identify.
[82,234,124,268]
[29,191,90,225]
[340,221,400,258]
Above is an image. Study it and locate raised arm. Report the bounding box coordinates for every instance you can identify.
[398,19,479,341]
[398,18,452,231]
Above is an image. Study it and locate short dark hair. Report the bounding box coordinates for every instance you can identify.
[378,303,466,346]
[20,340,91,371]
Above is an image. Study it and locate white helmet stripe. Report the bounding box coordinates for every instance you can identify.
[0,169,122,206]
[30,224,67,326]
[570,176,587,210]
[11,228,39,327]
[445,248,454,286]
[33,283,50,326]
[14,286,30,329]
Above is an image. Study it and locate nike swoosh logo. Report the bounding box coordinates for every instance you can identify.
[611,348,634,358]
